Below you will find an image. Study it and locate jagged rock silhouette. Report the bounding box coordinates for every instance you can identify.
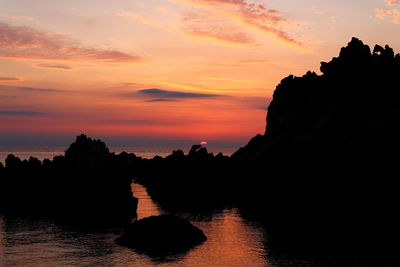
[0,134,138,225]
[136,144,233,210]
[233,37,400,265]
[234,37,400,164]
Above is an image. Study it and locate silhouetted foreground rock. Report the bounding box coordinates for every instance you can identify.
[0,134,138,225]
[136,144,235,210]
[232,38,400,265]
[115,215,206,254]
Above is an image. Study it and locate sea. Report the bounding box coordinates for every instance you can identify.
[0,146,238,164]
[0,147,314,266]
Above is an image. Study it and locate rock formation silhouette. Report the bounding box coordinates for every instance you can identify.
[0,134,138,225]
[232,37,400,265]
[115,214,207,256]
[136,144,235,210]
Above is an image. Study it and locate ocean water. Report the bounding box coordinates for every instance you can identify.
[0,147,320,267]
[0,146,238,164]
[0,184,272,267]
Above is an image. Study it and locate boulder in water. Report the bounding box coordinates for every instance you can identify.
[115,215,207,253]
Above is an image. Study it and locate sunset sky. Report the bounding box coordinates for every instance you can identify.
[1,0,400,147]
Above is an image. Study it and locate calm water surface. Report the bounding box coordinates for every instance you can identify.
[0,184,273,267]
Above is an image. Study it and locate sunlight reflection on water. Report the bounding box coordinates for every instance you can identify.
[0,184,270,267]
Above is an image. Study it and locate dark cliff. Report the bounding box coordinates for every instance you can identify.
[233,38,400,265]
[234,37,400,165]
[0,134,138,225]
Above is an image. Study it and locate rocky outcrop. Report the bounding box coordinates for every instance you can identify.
[233,38,400,264]
[64,134,110,166]
[136,144,234,210]
[0,134,138,225]
[234,37,400,165]
[115,215,206,254]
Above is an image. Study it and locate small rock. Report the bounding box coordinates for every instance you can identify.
[115,215,207,253]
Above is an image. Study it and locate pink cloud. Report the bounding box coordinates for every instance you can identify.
[175,0,304,48]
[374,0,400,24]
[182,11,255,44]
[116,10,161,27]
[0,14,34,21]
[386,0,400,6]
[0,22,141,63]
[0,76,23,82]
[312,7,326,15]
[34,64,75,70]
[194,0,246,5]
[375,8,400,24]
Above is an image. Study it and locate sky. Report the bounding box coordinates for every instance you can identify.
[1,0,400,147]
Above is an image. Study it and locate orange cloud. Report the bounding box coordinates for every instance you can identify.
[0,22,141,63]
[34,64,75,70]
[195,0,245,5]
[312,8,326,15]
[233,59,281,65]
[173,0,304,48]
[201,75,254,83]
[182,11,255,44]
[0,14,34,21]
[0,76,23,82]
[0,110,48,116]
[0,84,63,93]
[158,81,244,93]
[116,10,161,27]
[386,0,400,6]
[374,0,400,24]
[375,8,400,24]
[196,59,287,69]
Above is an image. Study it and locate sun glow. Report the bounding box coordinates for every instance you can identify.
[1,0,400,145]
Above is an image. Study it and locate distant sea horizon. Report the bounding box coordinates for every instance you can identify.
[0,145,239,164]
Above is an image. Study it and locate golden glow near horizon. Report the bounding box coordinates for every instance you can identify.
[1,0,400,143]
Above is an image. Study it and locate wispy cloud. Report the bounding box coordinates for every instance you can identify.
[158,80,244,93]
[116,10,161,27]
[374,0,400,24]
[0,105,33,109]
[173,0,304,48]
[34,64,75,70]
[0,84,63,93]
[312,8,326,15]
[106,118,181,125]
[0,14,34,21]
[181,10,255,44]
[201,75,254,83]
[145,98,178,102]
[233,59,281,65]
[200,59,288,69]
[0,22,141,63]
[0,110,48,116]
[386,0,400,6]
[127,88,221,99]
[375,8,400,23]
[0,76,23,82]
